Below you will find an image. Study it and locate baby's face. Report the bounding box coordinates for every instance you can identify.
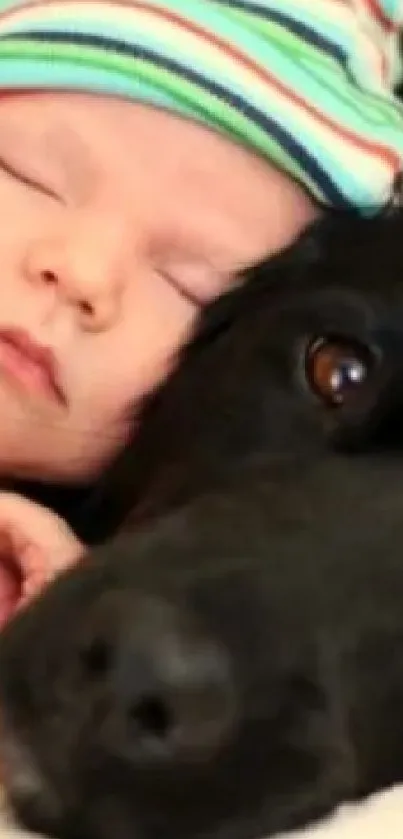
[0,91,318,483]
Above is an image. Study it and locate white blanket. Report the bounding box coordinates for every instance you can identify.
[0,785,402,839]
[275,785,403,839]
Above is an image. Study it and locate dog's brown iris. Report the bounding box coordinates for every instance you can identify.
[306,338,371,406]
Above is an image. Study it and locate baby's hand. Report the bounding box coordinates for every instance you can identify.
[0,492,85,628]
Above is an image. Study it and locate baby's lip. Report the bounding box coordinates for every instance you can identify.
[0,327,66,406]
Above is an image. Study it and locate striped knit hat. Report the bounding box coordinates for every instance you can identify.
[0,1,402,214]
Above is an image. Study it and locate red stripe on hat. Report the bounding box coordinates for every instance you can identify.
[364,0,399,31]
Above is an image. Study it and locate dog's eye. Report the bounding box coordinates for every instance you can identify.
[305,337,372,406]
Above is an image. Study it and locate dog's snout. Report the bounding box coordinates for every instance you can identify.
[77,591,237,763]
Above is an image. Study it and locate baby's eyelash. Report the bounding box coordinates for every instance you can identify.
[160,271,202,307]
[0,155,60,202]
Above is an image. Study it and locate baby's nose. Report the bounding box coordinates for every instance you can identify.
[25,213,131,331]
[76,590,237,764]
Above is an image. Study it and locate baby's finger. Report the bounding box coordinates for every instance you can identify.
[0,493,85,624]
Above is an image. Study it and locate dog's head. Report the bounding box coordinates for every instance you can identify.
[76,207,403,538]
[2,211,403,839]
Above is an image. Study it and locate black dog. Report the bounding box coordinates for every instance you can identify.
[3,210,403,839]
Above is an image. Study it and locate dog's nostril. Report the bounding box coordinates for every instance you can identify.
[129,694,172,739]
[80,637,111,677]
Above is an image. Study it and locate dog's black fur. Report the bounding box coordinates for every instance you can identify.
[2,210,403,839]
